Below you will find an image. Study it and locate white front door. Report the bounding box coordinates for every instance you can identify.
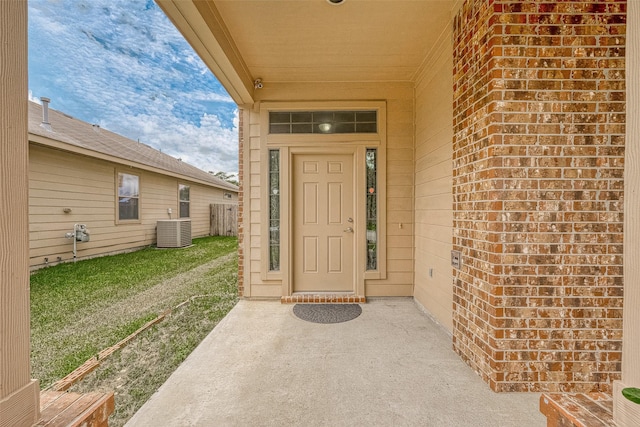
[292,153,354,292]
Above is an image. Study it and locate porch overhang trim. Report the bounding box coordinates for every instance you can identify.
[156,0,254,105]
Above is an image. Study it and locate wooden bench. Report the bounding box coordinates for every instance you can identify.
[540,392,614,427]
[35,390,115,427]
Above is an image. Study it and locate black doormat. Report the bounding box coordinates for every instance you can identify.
[293,304,362,324]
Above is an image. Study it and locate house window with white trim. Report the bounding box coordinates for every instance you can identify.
[179,184,190,218]
[118,172,139,221]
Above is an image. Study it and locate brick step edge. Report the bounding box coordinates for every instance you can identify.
[281,294,366,304]
[540,392,614,427]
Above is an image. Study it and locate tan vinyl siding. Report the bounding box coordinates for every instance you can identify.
[29,145,235,269]
[141,174,176,223]
[245,82,414,298]
[189,185,209,237]
[192,181,237,236]
[373,96,415,296]
[246,112,261,298]
[413,28,454,332]
[29,146,118,266]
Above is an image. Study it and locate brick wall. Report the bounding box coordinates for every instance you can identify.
[452,0,625,392]
[237,108,244,297]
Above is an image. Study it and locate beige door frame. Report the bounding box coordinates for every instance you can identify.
[259,101,387,298]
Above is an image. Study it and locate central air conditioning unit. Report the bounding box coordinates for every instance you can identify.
[157,219,192,248]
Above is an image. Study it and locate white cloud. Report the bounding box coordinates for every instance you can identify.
[115,109,239,175]
[28,0,238,174]
[28,91,41,104]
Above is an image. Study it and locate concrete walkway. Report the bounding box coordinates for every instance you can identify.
[126,299,545,426]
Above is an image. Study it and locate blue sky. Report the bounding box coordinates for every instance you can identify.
[28,0,239,175]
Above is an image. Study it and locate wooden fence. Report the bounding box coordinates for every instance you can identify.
[210,203,238,236]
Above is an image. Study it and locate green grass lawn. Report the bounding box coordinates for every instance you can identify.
[30,236,238,391]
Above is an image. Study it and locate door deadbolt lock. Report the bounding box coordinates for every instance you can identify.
[347,217,353,223]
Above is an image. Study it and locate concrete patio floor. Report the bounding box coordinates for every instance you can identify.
[126,298,545,426]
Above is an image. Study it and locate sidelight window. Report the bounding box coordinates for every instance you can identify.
[366,149,377,270]
[269,150,280,271]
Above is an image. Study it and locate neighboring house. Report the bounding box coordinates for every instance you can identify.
[155,0,639,423]
[27,99,238,269]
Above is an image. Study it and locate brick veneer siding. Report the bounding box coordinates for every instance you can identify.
[237,108,245,297]
[452,0,625,392]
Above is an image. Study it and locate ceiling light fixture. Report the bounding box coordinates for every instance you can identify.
[327,0,345,4]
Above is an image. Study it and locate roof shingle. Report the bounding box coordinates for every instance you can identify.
[28,101,238,192]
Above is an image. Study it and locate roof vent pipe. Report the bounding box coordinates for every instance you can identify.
[39,97,52,131]
[41,97,51,125]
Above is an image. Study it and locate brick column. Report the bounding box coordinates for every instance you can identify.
[0,1,41,424]
[453,0,626,392]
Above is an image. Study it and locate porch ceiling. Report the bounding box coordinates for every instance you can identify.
[157,0,454,104]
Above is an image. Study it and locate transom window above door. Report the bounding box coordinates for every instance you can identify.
[269,110,377,134]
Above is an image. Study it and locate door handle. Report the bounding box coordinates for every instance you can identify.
[344,227,354,233]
